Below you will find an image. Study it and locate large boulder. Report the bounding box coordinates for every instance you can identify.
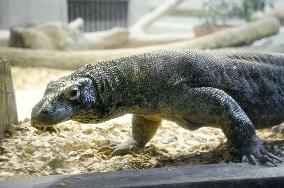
[8,22,87,51]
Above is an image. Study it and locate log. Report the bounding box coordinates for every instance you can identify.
[0,17,280,70]
[86,29,193,49]
[67,2,191,50]
[0,59,18,138]
[85,27,130,49]
[69,17,84,30]
[1,0,185,50]
[121,33,194,48]
[3,26,190,50]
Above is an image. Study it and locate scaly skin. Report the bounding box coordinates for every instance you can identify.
[31,50,284,166]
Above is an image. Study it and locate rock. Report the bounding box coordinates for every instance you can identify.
[8,22,87,51]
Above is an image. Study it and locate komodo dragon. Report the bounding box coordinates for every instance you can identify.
[31,50,284,166]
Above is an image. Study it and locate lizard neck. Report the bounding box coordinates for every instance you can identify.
[91,63,148,120]
[75,54,163,122]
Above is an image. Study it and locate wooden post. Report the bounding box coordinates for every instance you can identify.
[0,59,18,138]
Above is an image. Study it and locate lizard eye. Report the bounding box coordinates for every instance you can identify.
[65,86,80,101]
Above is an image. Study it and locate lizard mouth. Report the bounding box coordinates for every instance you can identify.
[31,121,55,128]
[31,103,74,127]
[31,113,72,127]
[31,118,59,127]
[72,117,104,124]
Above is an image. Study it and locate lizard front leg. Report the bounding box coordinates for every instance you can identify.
[103,115,161,156]
[177,87,282,166]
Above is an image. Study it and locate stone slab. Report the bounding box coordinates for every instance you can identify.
[1,161,284,188]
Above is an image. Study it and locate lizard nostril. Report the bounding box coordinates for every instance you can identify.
[41,109,48,115]
[41,108,52,115]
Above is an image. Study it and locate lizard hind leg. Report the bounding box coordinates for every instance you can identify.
[101,114,162,156]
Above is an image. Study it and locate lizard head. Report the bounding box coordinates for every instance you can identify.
[31,76,96,127]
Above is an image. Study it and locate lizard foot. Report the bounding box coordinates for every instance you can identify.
[240,138,282,166]
[99,139,144,157]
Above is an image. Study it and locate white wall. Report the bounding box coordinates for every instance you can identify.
[0,0,67,29]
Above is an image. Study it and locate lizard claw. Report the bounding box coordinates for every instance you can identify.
[98,139,143,156]
[98,146,114,152]
[98,142,119,152]
[262,150,283,163]
[240,140,282,166]
[242,155,257,165]
[259,155,278,167]
[111,145,140,157]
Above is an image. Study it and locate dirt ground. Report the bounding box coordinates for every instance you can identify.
[0,66,283,180]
